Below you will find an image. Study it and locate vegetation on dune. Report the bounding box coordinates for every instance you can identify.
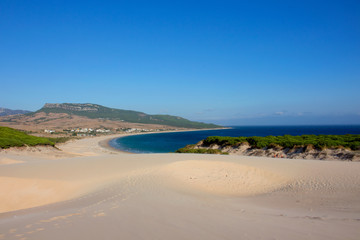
[176,144,229,154]
[0,126,55,148]
[201,134,360,150]
[47,137,72,144]
[0,126,72,149]
[175,134,360,155]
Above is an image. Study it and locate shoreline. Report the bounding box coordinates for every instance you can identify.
[1,130,359,240]
[98,135,134,154]
[101,127,231,154]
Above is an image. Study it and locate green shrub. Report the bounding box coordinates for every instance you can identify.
[47,137,72,144]
[175,146,228,154]
[0,126,55,149]
[197,134,360,151]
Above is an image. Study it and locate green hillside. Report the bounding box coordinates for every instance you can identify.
[0,126,55,148]
[34,103,221,129]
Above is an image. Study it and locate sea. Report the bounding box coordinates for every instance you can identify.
[109,125,360,154]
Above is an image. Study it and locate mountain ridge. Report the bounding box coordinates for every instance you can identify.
[33,103,221,129]
[0,107,31,117]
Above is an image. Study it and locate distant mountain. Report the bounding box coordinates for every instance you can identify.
[0,107,31,117]
[34,103,221,129]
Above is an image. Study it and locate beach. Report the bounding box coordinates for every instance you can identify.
[0,135,360,240]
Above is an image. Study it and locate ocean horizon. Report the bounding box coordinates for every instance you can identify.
[109,125,360,154]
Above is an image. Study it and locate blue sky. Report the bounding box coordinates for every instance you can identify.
[1,0,359,125]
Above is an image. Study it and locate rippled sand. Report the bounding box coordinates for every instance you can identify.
[0,135,359,240]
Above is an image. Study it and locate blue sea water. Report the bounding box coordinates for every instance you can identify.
[109,125,360,154]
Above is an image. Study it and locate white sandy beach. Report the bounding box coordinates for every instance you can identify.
[0,134,360,240]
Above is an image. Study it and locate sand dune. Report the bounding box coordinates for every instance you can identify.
[157,160,291,196]
[0,157,23,165]
[0,135,359,240]
[0,177,81,213]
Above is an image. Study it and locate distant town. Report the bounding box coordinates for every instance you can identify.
[43,127,177,137]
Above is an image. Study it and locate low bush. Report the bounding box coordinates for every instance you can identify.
[176,146,228,154]
[201,134,360,150]
[0,126,55,149]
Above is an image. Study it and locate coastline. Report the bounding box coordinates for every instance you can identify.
[102,127,231,153]
[0,132,359,240]
[98,135,133,154]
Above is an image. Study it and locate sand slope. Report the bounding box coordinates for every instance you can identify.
[0,135,360,240]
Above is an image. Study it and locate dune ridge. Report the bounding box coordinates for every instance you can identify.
[0,135,359,240]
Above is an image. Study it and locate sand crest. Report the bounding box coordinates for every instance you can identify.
[0,135,359,240]
[158,160,291,196]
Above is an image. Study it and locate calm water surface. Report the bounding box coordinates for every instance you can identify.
[109,125,360,153]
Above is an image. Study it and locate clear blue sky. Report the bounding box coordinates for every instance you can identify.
[1,0,359,125]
